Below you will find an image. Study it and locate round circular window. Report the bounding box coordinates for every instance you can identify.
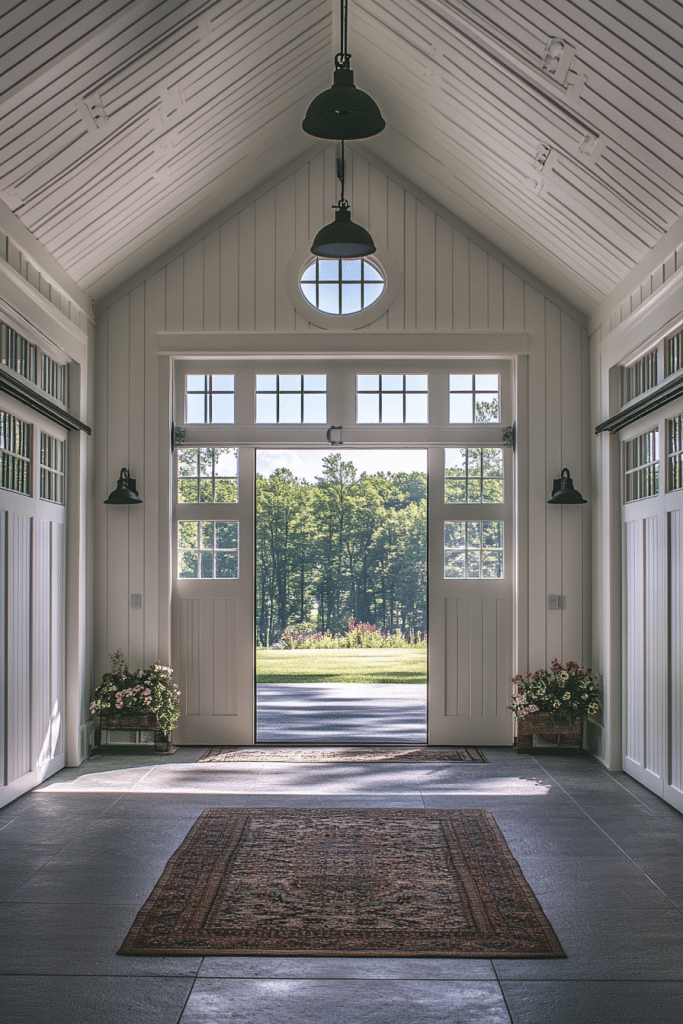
[299,257,386,316]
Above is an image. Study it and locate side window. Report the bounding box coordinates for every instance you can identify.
[444,521,504,579]
[623,428,659,502]
[0,409,31,494]
[445,448,503,503]
[177,448,238,503]
[178,520,239,579]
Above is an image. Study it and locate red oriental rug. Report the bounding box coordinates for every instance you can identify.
[119,808,565,959]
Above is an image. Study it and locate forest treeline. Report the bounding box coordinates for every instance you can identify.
[256,454,427,646]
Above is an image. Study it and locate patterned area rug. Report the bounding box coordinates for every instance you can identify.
[119,808,565,958]
[199,746,487,763]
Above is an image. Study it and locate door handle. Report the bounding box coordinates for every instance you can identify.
[326,426,343,445]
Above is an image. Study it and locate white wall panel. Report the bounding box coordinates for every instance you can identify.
[623,519,644,770]
[96,149,589,742]
[669,509,683,798]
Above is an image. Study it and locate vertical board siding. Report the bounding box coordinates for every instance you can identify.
[623,519,644,768]
[643,516,662,779]
[33,520,51,767]
[96,148,588,718]
[670,510,683,795]
[7,513,31,783]
[0,512,5,786]
[444,597,510,719]
[51,521,65,759]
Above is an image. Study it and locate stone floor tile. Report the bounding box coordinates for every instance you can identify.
[0,902,201,976]
[198,955,497,979]
[178,979,512,1024]
[0,976,195,1024]
[500,980,683,1024]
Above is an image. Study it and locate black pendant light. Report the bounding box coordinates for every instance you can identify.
[303,0,385,141]
[104,467,143,505]
[311,142,376,258]
[547,468,587,505]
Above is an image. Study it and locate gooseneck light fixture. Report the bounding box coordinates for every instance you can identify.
[311,142,376,258]
[302,0,385,141]
[547,468,587,505]
[104,467,143,505]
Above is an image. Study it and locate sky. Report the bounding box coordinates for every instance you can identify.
[256,449,427,483]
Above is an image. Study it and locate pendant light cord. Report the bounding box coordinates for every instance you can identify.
[335,0,350,70]
[338,140,347,207]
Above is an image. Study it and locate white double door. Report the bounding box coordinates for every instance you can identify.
[171,359,514,746]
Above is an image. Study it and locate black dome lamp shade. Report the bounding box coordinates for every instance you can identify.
[547,468,587,505]
[311,142,375,258]
[303,0,385,141]
[104,467,143,505]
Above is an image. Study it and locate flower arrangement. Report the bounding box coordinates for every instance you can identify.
[508,658,601,727]
[89,651,181,734]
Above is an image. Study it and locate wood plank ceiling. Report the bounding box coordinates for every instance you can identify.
[0,0,681,312]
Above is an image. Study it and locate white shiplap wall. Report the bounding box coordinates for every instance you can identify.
[96,148,590,717]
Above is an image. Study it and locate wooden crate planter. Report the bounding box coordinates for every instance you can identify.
[99,714,176,754]
[515,712,583,753]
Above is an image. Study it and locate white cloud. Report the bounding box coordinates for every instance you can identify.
[256,449,427,482]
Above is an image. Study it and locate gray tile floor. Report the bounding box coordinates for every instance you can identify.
[1,746,682,1023]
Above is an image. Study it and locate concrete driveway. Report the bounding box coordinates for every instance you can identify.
[256,682,427,743]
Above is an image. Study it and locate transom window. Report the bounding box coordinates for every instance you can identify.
[623,428,659,502]
[178,520,239,578]
[356,374,428,424]
[0,410,31,495]
[256,375,327,424]
[186,374,235,424]
[300,258,385,316]
[177,448,239,503]
[449,374,499,423]
[444,521,504,579]
[445,448,503,503]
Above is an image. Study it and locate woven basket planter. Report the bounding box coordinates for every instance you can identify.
[99,714,175,754]
[515,712,583,753]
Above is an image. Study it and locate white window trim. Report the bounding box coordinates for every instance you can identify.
[284,241,402,330]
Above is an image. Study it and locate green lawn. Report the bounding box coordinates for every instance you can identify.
[256,648,427,686]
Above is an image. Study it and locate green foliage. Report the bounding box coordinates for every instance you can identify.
[508,658,602,727]
[256,456,427,646]
[90,650,182,733]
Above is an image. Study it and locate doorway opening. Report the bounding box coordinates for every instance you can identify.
[255,449,427,743]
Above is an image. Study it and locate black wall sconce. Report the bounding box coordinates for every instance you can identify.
[547,468,587,505]
[104,467,143,505]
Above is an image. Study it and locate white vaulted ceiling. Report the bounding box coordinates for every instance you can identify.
[1,0,681,312]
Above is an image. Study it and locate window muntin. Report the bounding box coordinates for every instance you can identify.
[177,448,238,503]
[185,374,235,424]
[40,432,65,504]
[178,520,239,578]
[255,374,327,424]
[666,332,683,377]
[667,416,683,492]
[445,448,503,503]
[0,410,31,494]
[300,258,385,316]
[622,351,658,404]
[356,374,428,424]
[444,521,504,579]
[449,374,500,423]
[1,321,68,405]
[624,428,659,502]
